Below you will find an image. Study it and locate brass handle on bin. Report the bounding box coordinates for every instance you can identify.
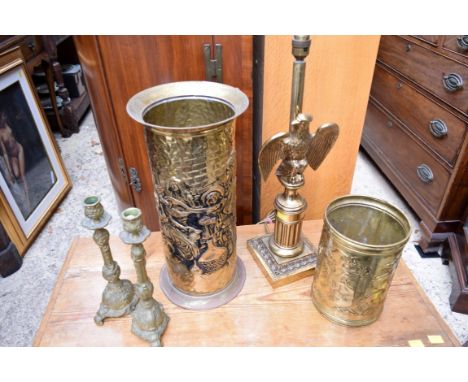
[456,36,468,52]
[417,164,434,184]
[443,73,463,92]
[429,119,448,138]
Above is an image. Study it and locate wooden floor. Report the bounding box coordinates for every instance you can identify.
[34,221,459,346]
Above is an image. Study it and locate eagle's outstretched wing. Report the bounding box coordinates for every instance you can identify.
[306,122,339,170]
[258,131,288,181]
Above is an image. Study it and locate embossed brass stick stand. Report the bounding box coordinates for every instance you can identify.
[120,207,169,346]
[127,81,248,310]
[247,35,339,285]
[81,196,138,325]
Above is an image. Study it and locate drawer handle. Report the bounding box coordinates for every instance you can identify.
[443,73,463,92]
[429,119,448,138]
[27,41,36,53]
[456,36,468,52]
[417,164,434,184]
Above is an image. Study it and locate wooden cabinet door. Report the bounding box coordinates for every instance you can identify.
[75,36,253,230]
[214,36,253,224]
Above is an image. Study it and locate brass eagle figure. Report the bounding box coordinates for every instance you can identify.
[248,35,340,269]
[259,113,339,188]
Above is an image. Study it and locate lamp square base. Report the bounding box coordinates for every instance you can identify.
[247,234,317,287]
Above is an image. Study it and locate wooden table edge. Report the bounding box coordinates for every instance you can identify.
[33,237,81,347]
[399,260,461,346]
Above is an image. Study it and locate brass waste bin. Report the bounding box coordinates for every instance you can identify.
[127,81,248,310]
[311,195,411,326]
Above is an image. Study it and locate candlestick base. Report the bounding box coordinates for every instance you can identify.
[131,296,169,347]
[94,263,139,326]
[160,257,246,310]
[247,233,317,288]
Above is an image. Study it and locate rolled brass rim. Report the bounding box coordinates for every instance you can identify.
[324,195,412,255]
[83,195,100,207]
[121,207,141,222]
[126,81,249,133]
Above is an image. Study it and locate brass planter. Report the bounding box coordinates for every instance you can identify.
[127,81,248,310]
[311,195,411,326]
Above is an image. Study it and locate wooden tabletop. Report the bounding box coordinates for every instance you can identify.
[34,220,459,346]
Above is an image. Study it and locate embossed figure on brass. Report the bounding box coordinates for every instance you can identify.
[248,35,339,284]
[81,196,138,325]
[120,207,169,346]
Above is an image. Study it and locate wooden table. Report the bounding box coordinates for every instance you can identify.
[34,221,459,346]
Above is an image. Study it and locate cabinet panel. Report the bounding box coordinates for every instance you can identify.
[74,36,134,213]
[214,36,253,224]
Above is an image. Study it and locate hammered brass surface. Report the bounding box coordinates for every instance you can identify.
[147,121,237,294]
[144,97,234,128]
[127,82,248,297]
[311,195,411,326]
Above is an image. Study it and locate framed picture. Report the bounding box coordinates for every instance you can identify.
[0,47,71,254]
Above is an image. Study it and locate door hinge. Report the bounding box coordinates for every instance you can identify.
[129,167,142,193]
[204,43,223,83]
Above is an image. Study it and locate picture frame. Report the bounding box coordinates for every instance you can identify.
[0,47,71,255]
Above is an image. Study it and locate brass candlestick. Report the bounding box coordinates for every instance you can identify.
[248,35,339,285]
[81,196,138,325]
[120,207,169,347]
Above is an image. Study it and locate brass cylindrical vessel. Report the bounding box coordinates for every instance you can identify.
[127,81,248,309]
[311,195,411,326]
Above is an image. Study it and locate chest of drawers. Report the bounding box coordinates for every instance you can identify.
[362,35,468,313]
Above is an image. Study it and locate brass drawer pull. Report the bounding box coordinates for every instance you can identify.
[443,73,463,92]
[456,36,468,52]
[429,119,448,138]
[417,164,434,184]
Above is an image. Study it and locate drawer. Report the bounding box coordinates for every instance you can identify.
[443,36,468,59]
[364,101,451,215]
[371,64,466,166]
[378,35,468,117]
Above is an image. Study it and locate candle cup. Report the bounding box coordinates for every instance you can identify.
[311,195,411,326]
[81,196,138,325]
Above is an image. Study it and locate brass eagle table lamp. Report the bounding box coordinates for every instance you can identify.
[248,35,339,285]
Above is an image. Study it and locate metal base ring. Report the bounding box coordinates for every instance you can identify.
[159,257,246,310]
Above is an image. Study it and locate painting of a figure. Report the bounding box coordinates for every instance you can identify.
[0,82,56,219]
